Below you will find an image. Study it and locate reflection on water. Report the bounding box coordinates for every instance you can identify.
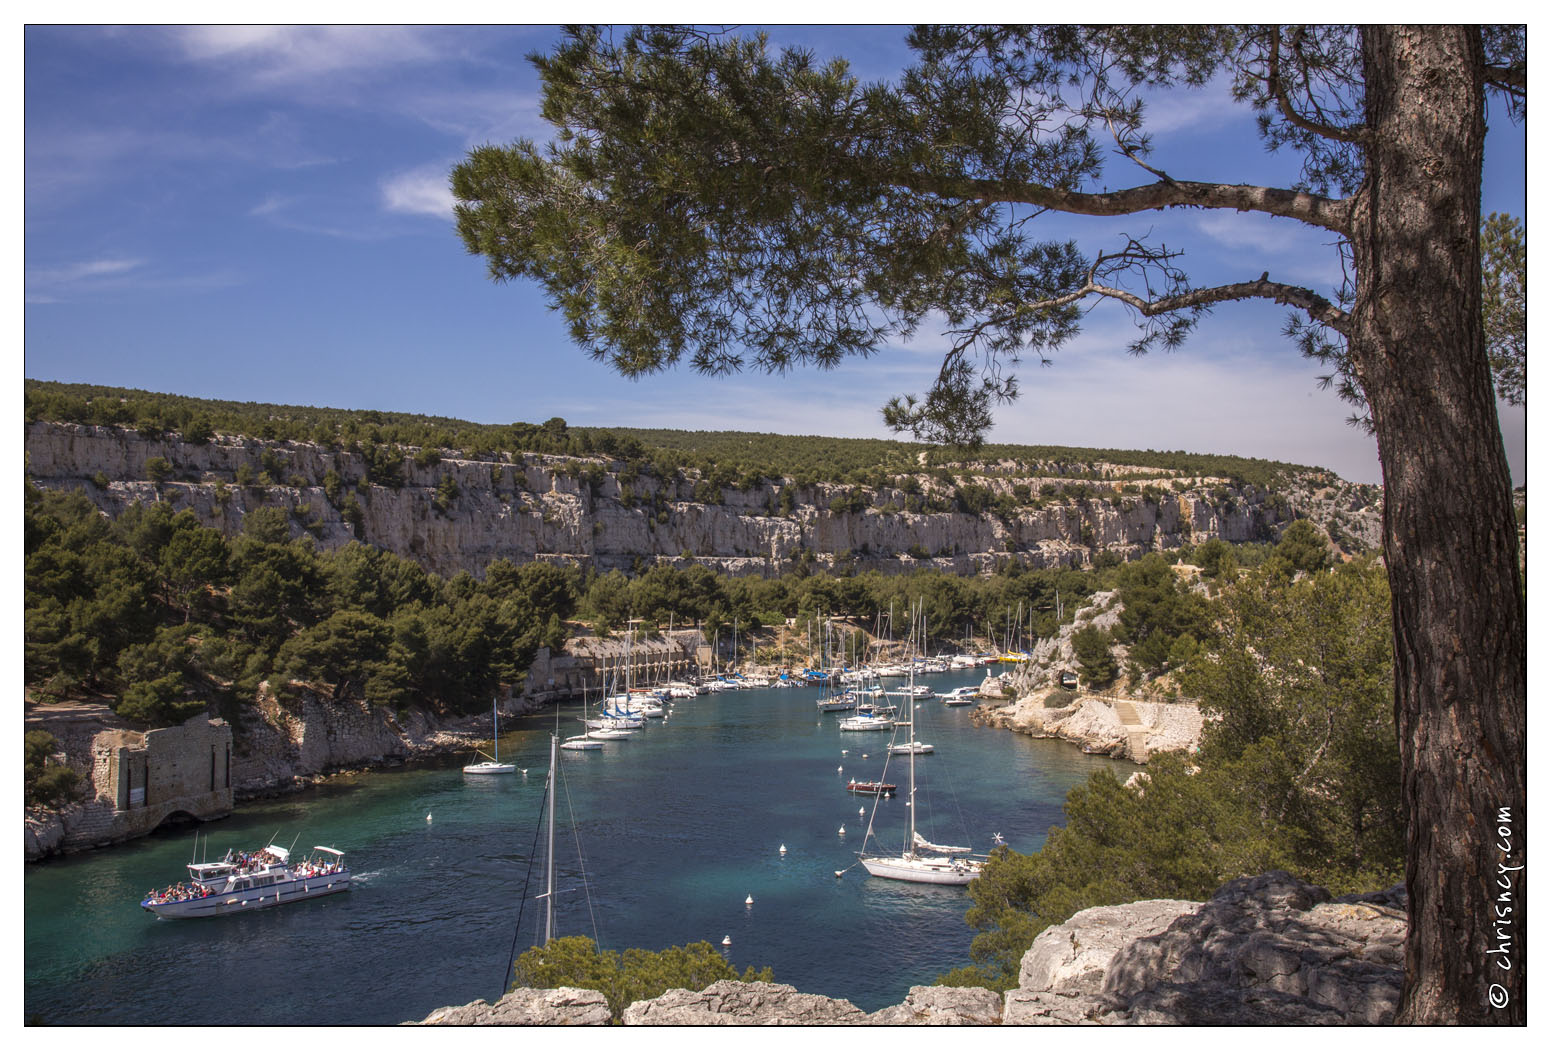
[25,671,1130,1024]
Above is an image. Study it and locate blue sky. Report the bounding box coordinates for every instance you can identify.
[23,25,1527,486]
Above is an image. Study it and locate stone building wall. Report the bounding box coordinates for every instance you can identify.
[83,716,233,848]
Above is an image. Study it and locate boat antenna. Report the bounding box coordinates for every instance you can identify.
[287,832,301,855]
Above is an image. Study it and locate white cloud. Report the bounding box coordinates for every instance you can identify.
[1137,76,1245,137]
[174,26,442,88]
[41,258,144,282]
[27,258,146,294]
[248,194,293,218]
[1192,212,1345,290]
[380,166,455,219]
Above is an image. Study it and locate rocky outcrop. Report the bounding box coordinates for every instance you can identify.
[415,987,612,1026]
[1005,872,1406,1025]
[865,985,1006,1025]
[417,873,1404,1026]
[620,981,870,1025]
[228,683,519,797]
[974,695,1203,760]
[1013,899,1201,999]
[24,688,508,860]
[24,421,1381,580]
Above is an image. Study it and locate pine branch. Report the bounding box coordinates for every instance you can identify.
[899,171,1352,235]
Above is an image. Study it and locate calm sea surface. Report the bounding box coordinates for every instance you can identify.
[24,670,1130,1024]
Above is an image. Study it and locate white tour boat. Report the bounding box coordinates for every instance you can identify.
[140,844,350,919]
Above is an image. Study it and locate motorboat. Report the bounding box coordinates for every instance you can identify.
[846,779,896,796]
[840,713,895,732]
[140,843,349,919]
[889,741,934,755]
[939,685,980,706]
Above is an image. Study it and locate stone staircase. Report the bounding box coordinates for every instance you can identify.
[1112,700,1150,763]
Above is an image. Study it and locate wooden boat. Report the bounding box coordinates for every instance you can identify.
[846,779,896,796]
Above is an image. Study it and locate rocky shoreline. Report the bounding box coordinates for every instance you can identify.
[24,691,504,861]
[414,871,1405,1025]
[972,690,1204,762]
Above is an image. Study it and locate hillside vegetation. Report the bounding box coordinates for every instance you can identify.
[25,380,1336,491]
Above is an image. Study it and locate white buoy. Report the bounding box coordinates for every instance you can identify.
[839,825,846,836]
[834,870,844,878]
[837,765,843,773]
[841,750,848,756]
[861,754,869,759]
[858,807,864,817]
[746,894,754,906]
[426,813,432,823]
[779,844,787,855]
[722,935,732,946]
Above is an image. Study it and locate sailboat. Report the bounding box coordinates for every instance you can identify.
[464,698,517,774]
[858,605,987,885]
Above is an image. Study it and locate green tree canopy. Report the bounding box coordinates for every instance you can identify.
[1481,212,1525,406]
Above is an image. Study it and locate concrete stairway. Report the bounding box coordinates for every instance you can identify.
[1112,700,1150,762]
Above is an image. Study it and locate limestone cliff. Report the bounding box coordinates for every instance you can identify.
[25,421,1382,579]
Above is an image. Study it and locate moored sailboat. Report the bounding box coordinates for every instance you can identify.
[858,605,988,886]
[464,699,516,775]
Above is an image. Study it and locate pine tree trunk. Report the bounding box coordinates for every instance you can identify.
[1349,26,1527,1025]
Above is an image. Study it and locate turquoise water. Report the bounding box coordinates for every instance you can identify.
[24,671,1129,1024]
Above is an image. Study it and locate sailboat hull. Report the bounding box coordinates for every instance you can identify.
[463,761,516,774]
[859,854,983,885]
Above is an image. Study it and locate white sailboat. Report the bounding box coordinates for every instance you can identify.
[464,698,516,774]
[564,681,608,750]
[858,605,987,886]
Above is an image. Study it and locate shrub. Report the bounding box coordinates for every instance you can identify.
[512,937,773,1021]
[25,730,82,807]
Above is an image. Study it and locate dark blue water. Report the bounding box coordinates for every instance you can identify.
[24,670,1129,1024]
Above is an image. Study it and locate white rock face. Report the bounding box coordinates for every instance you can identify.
[1016,899,1201,995]
[976,695,1204,759]
[414,987,611,1026]
[24,421,1380,580]
[866,985,1005,1025]
[620,981,869,1025]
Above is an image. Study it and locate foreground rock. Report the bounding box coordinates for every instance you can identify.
[415,987,611,1026]
[865,985,1005,1025]
[416,872,1404,1025]
[1005,872,1406,1025]
[621,981,869,1025]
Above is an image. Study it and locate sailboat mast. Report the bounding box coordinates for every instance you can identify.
[543,731,557,945]
[907,599,918,854]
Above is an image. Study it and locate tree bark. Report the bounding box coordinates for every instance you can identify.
[1348,26,1526,1025]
